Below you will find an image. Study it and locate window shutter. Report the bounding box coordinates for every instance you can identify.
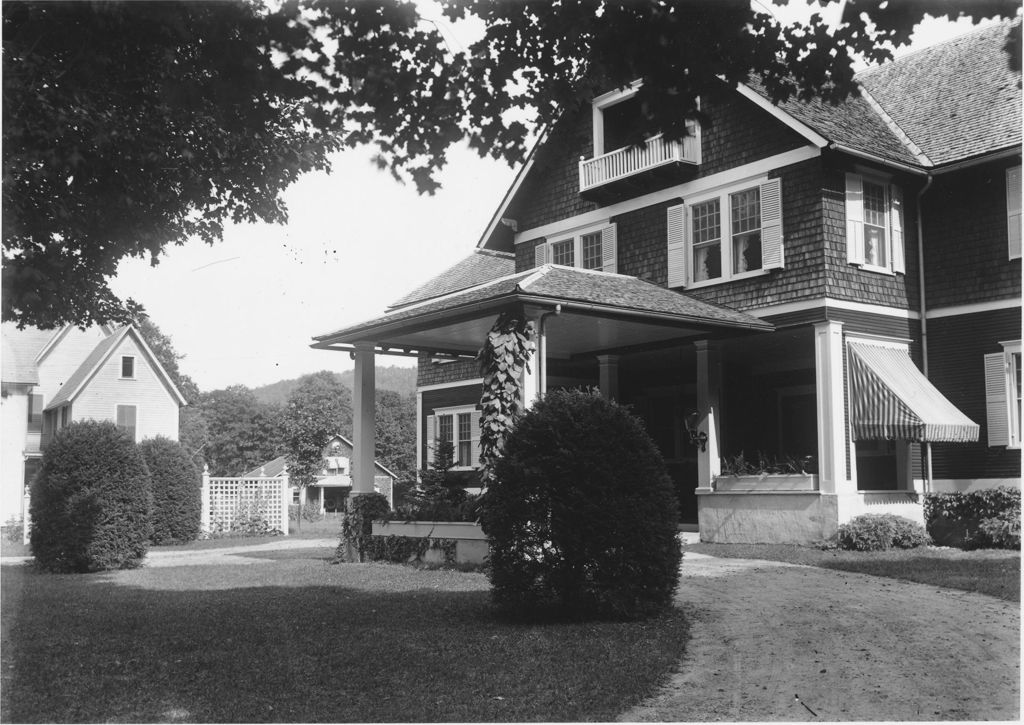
[1007,166,1021,260]
[116,405,137,441]
[985,353,1010,447]
[534,241,548,268]
[889,184,906,274]
[601,224,617,274]
[845,173,865,265]
[666,203,688,288]
[425,414,436,468]
[760,178,784,270]
[470,409,482,467]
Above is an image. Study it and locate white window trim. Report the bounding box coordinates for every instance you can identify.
[1002,340,1021,450]
[120,355,136,379]
[845,170,904,276]
[544,221,612,271]
[592,81,643,156]
[684,176,772,289]
[431,404,481,470]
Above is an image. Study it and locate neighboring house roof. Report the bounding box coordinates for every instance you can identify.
[0,324,59,384]
[44,325,188,411]
[856,20,1022,167]
[244,435,397,480]
[388,249,516,309]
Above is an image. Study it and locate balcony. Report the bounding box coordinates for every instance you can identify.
[579,130,700,199]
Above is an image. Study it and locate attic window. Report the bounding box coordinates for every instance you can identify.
[121,356,135,379]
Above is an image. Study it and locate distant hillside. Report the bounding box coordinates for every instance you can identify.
[251,365,417,406]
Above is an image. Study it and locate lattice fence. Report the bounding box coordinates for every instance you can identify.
[202,469,290,536]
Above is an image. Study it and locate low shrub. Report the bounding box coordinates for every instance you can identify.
[836,513,931,551]
[289,502,324,523]
[30,421,152,572]
[482,389,681,621]
[364,534,458,565]
[2,517,23,544]
[390,494,481,523]
[925,487,1021,549]
[338,492,390,562]
[138,437,201,544]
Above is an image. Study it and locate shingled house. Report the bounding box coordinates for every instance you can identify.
[314,22,1021,543]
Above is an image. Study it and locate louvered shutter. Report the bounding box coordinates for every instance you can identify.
[1007,166,1021,260]
[984,353,1010,447]
[760,178,784,270]
[534,241,548,268]
[845,173,865,265]
[890,184,906,274]
[425,414,436,468]
[470,409,482,467]
[666,203,688,288]
[601,224,617,273]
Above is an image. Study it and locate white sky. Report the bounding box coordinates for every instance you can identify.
[110,6,1002,391]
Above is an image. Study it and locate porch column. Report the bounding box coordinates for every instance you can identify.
[597,355,620,402]
[695,340,721,492]
[352,342,376,496]
[814,321,847,494]
[522,315,544,409]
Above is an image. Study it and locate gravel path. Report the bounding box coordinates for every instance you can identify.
[619,551,1020,722]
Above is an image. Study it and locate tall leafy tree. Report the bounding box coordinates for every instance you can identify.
[196,385,283,476]
[281,371,353,497]
[135,317,200,404]
[375,390,417,479]
[4,0,1018,329]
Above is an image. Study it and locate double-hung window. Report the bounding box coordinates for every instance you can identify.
[985,341,1022,448]
[121,356,135,379]
[845,172,905,274]
[666,177,783,288]
[426,405,481,469]
[535,223,618,273]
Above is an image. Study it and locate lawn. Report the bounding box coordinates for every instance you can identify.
[1,551,690,723]
[686,542,1021,601]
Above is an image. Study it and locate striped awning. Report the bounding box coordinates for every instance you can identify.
[848,342,980,443]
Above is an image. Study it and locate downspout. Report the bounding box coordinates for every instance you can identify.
[916,175,934,492]
[535,304,562,396]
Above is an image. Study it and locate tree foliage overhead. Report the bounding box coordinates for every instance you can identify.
[4,0,1019,329]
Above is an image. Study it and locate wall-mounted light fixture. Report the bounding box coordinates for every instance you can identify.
[683,409,708,452]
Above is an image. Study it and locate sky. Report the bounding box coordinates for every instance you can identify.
[110,5,1002,392]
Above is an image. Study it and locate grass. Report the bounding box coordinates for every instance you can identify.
[1,552,690,723]
[686,542,1021,601]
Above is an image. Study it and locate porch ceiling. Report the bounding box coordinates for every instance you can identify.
[311,265,773,359]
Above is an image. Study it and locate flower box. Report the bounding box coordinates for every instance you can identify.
[713,473,818,492]
[371,520,487,564]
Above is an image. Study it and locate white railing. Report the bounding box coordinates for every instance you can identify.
[202,465,290,536]
[579,131,700,192]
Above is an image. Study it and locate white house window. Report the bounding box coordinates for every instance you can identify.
[1007,166,1021,260]
[121,356,135,379]
[845,172,905,274]
[116,404,137,441]
[27,393,43,433]
[535,223,618,274]
[667,177,782,288]
[985,341,1022,448]
[426,405,481,470]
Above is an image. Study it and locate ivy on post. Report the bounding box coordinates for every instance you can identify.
[476,311,535,488]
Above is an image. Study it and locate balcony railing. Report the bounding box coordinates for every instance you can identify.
[579,131,700,193]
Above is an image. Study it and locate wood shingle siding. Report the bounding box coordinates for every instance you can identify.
[922,162,1022,309]
[927,308,1022,480]
[417,357,480,388]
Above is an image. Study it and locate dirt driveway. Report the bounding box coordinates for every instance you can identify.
[620,551,1020,722]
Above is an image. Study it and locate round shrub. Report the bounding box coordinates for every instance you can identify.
[30,421,153,572]
[836,513,931,551]
[138,436,201,544]
[481,389,681,621]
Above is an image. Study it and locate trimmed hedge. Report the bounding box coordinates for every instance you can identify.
[30,421,152,572]
[482,389,681,621]
[925,487,1021,550]
[836,513,931,551]
[138,436,201,544]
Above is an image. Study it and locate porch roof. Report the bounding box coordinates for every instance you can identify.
[848,342,980,443]
[312,265,773,359]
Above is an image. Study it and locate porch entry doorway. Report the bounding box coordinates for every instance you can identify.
[630,386,699,525]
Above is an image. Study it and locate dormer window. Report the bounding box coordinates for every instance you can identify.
[581,82,700,196]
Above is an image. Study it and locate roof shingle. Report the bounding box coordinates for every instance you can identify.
[388,249,515,309]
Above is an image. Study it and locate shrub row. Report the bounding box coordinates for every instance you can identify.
[924,487,1021,550]
[30,422,200,573]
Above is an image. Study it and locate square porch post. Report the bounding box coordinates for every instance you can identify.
[597,354,620,402]
[695,340,721,492]
[352,342,376,497]
[814,320,848,494]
